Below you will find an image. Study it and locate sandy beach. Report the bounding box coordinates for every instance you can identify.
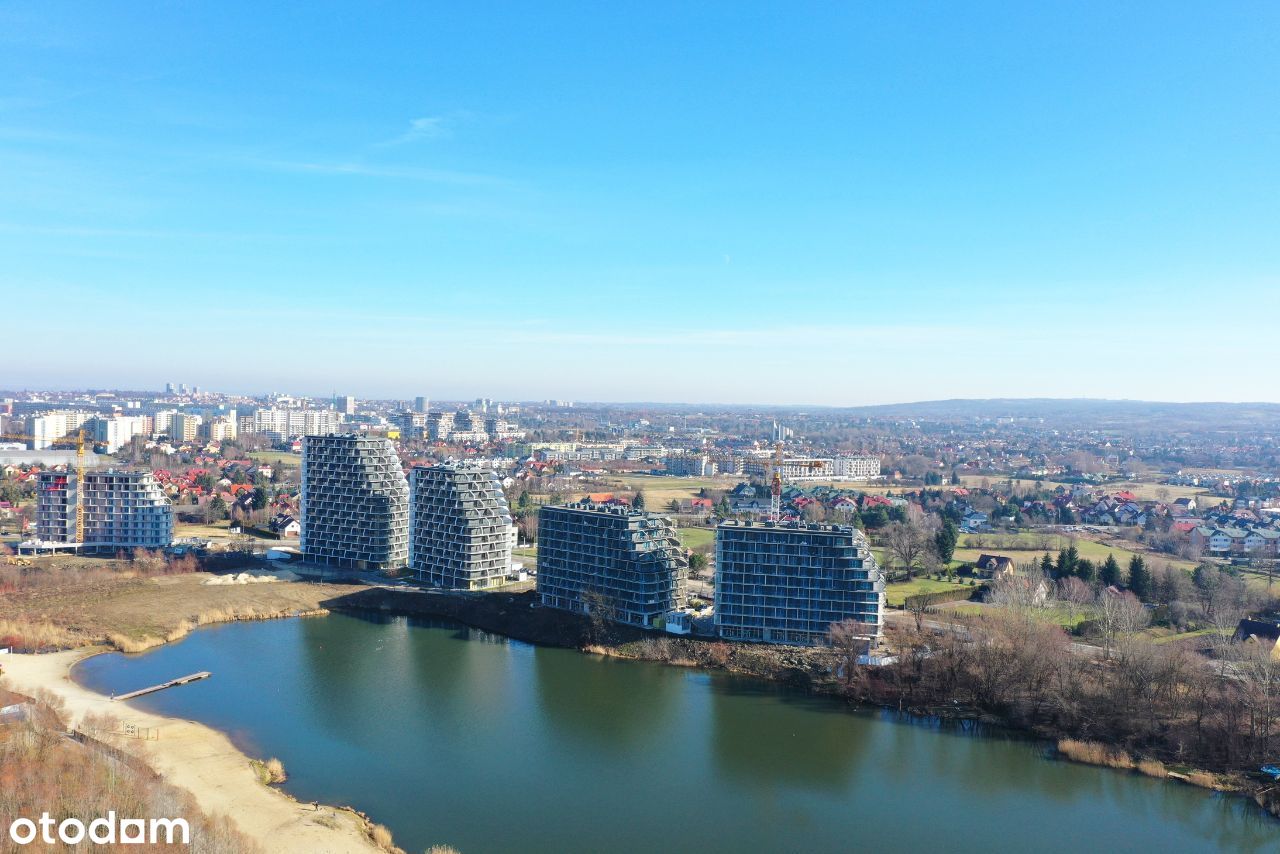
[1,649,380,854]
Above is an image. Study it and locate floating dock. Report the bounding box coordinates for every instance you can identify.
[113,672,211,701]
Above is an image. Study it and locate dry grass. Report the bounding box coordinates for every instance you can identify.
[249,757,287,785]
[0,616,80,650]
[1057,738,1134,769]
[1136,758,1167,778]
[426,847,461,854]
[369,822,404,853]
[1186,770,1224,790]
[0,568,341,651]
[265,757,287,783]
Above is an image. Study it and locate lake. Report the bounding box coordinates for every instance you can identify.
[75,613,1275,853]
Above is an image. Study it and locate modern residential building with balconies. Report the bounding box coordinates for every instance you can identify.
[537,502,687,627]
[301,434,409,571]
[410,462,513,589]
[36,469,173,550]
[714,520,884,646]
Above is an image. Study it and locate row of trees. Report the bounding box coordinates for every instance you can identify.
[832,597,1280,774]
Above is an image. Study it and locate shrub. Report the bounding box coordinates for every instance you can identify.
[1057,738,1133,769]
[903,587,980,609]
[265,757,287,783]
[1136,759,1166,779]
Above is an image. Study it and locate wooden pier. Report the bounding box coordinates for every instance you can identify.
[113,671,211,701]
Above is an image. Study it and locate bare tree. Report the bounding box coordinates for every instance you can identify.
[989,569,1050,614]
[1093,588,1148,659]
[885,522,928,578]
[827,619,873,687]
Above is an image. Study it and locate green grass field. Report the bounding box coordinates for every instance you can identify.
[884,576,972,607]
[677,527,715,550]
[953,532,1195,573]
[248,450,302,465]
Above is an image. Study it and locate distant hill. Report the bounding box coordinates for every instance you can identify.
[836,398,1280,430]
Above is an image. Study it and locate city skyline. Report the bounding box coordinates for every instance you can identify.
[3,3,1278,403]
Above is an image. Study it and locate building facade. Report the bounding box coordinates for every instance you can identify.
[537,502,687,627]
[715,520,884,646]
[301,435,409,571]
[410,462,513,589]
[741,455,881,481]
[36,469,173,549]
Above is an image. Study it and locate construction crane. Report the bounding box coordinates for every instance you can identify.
[764,442,826,522]
[0,429,91,544]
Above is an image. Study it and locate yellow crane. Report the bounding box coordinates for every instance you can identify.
[1,428,91,544]
[764,442,826,522]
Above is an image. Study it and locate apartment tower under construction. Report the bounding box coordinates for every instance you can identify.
[409,462,513,589]
[301,434,409,571]
[36,469,173,550]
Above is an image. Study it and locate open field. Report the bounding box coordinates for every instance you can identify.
[677,526,715,551]
[589,474,734,509]
[956,475,1224,503]
[953,531,1197,573]
[884,576,971,607]
[174,520,238,539]
[247,450,302,465]
[0,566,342,647]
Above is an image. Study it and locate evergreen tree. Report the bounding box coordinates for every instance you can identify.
[1075,558,1097,584]
[633,490,646,510]
[934,520,959,564]
[1055,544,1079,579]
[1128,555,1151,600]
[1040,553,1055,575]
[1100,553,1122,587]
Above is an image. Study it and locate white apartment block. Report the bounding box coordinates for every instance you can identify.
[89,415,149,453]
[36,469,173,549]
[742,455,881,481]
[246,408,342,439]
[24,411,94,449]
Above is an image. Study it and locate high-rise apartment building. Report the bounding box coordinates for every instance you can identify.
[414,396,430,414]
[36,469,173,549]
[245,408,342,440]
[714,520,884,646]
[24,411,94,449]
[337,395,356,416]
[169,412,203,443]
[537,502,687,627]
[301,435,409,571]
[409,462,513,589]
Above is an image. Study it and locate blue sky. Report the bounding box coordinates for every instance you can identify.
[3,2,1277,404]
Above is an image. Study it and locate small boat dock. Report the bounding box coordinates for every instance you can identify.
[113,672,211,701]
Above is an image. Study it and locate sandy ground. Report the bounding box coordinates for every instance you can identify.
[1,649,379,854]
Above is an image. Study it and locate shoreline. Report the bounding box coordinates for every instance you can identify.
[323,586,1280,823]
[1,646,383,854]
[8,583,1275,851]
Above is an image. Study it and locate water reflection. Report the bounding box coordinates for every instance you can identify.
[530,645,680,753]
[706,675,868,791]
[74,615,1278,854]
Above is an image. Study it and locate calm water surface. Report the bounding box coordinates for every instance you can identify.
[75,613,1275,853]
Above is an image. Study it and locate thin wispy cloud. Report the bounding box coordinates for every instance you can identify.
[246,157,505,187]
[381,115,451,146]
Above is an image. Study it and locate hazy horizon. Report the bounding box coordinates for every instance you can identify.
[3,3,1277,403]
